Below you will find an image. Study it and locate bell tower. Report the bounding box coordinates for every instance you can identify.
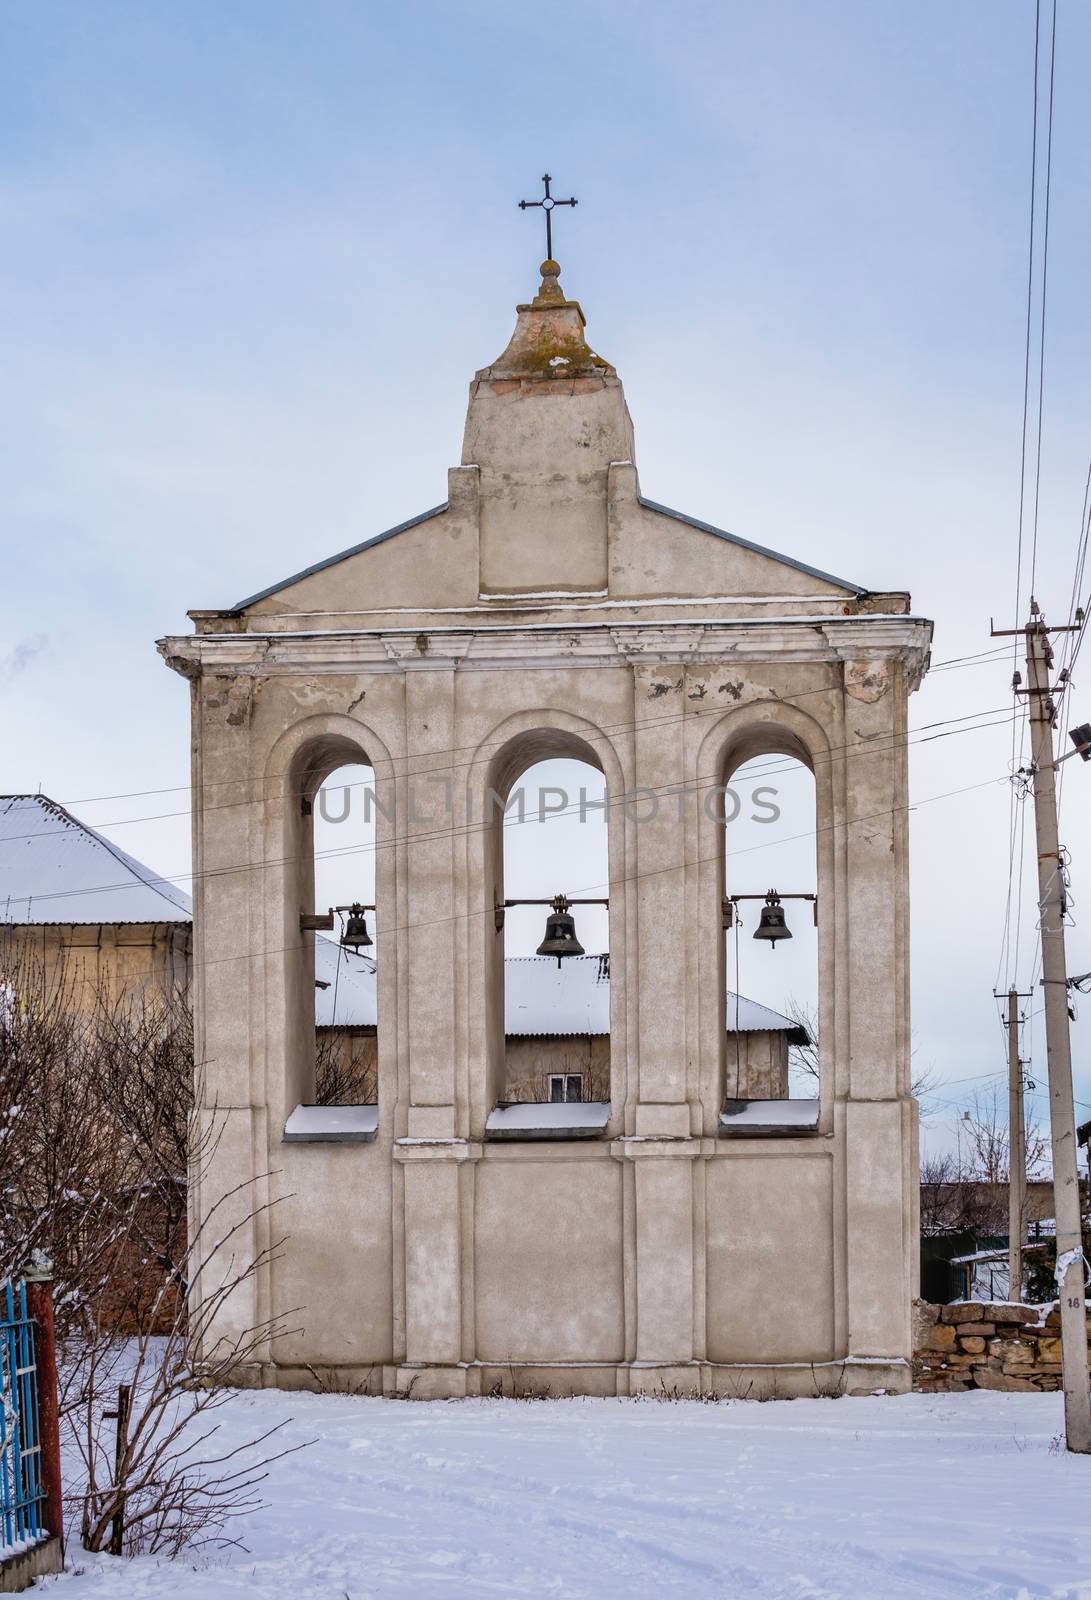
[463,259,635,596]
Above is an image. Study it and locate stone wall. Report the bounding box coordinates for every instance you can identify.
[913,1299,1081,1392]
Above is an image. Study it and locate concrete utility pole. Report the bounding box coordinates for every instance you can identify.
[1023,609,1091,1453]
[1005,988,1027,1304]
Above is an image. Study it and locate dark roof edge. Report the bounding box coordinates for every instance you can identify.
[230,503,449,613]
[638,498,868,597]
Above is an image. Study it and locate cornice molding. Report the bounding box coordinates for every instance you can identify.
[159,615,933,681]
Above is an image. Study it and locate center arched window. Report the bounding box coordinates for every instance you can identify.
[483,733,613,1139]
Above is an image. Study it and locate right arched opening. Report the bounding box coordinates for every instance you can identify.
[720,741,819,1130]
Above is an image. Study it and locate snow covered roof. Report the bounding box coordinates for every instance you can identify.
[505,954,611,1036]
[314,940,377,1026]
[0,795,192,926]
[317,951,807,1037]
[504,955,807,1040]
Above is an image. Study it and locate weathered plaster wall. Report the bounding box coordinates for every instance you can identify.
[162,260,930,1400]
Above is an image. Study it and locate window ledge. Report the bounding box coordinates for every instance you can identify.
[718,1099,821,1137]
[485,1102,611,1142]
[283,1104,379,1143]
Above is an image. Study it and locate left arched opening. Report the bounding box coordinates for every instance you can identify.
[313,761,377,1106]
[283,735,382,1127]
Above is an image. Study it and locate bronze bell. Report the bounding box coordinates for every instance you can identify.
[536,895,586,965]
[341,904,373,950]
[753,890,792,950]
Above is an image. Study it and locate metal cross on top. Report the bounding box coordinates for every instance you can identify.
[518,173,577,262]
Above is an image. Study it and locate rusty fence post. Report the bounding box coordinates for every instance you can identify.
[103,1384,130,1557]
[24,1255,64,1556]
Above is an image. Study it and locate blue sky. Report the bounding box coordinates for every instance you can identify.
[3,1,1090,1149]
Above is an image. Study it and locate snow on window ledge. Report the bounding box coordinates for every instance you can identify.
[283,1104,379,1143]
[718,1099,821,1136]
[485,1102,611,1142]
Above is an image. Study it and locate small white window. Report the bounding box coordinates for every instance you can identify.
[548,1073,584,1104]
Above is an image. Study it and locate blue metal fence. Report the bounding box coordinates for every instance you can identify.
[0,1281,44,1551]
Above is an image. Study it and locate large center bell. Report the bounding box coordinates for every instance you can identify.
[537,894,586,965]
[753,890,792,950]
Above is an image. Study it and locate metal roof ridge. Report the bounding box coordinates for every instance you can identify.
[1,793,191,921]
[637,497,868,596]
[229,503,449,614]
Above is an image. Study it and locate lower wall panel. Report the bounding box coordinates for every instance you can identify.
[705,1154,835,1364]
[474,1157,624,1363]
[271,1142,394,1366]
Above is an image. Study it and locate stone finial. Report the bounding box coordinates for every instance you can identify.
[532,259,566,308]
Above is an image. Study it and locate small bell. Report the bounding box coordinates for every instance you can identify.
[536,895,586,965]
[341,904,373,950]
[752,890,792,950]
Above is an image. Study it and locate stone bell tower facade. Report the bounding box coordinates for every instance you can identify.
[162,258,931,1397]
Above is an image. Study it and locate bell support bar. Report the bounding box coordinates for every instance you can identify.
[495,893,608,933]
[300,902,376,933]
[722,891,817,930]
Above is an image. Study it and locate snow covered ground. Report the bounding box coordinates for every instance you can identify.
[43,1388,1091,1599]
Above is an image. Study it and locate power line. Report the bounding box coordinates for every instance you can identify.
[24,647,1000,820]
[4,696,1014,852]
[160,768,1012,979]
[1029,0,1058,602]
[4,717,1017,912]
[1014,0,1043,622]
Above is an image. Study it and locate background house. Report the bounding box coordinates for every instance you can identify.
[0,794,192,998]
[919,1179,1059,1302]
[316,948,811,1107]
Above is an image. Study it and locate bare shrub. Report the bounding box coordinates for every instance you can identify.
[69,1118,305,1557]
[314,1028,375,1106]
[786,997,938,1103]
[0,932,310,1557]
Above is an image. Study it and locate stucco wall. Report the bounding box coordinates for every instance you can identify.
[162,261,930,1399]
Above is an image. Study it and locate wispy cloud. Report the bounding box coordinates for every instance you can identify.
[0,635,48,685]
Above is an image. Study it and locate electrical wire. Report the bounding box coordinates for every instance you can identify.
[1028,0,1058,602]
[20,656,991,822]
[7,719,1018,914]
[4,698,1016,854]
[91,768,1017,974]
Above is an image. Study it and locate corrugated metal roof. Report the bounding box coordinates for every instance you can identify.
[317,951,807,1038]
[314,940,377,1026]
[0,795,192,925]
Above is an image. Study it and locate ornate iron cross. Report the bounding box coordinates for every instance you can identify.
[518,173,577,262]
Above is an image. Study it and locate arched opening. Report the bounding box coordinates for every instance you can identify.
[485,733,612,1138]
[720,744,819,1132]
[312,761,378,1107]
[281,734,386,1133]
